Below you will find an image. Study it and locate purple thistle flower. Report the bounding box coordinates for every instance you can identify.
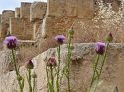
[4,36,18,49]
[112,86,119,92]
[95,42,106,55]
[106,33,113,42]
[26,60,34,69]
[54,35,66,44]
[46,57,57,67]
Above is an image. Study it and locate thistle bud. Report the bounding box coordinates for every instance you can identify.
[95,42,106,55]
[112,86,119,92]
[26,60,34,69]
[68,27,74,35]
[17,76,22,81]
[106,33,113,42]
[46,57,57,67]
[32,73,37,78]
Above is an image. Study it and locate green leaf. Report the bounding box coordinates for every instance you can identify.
[48,82,54,92]
[21,78,25,89]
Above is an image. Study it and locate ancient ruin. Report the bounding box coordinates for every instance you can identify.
[0,0,124,92]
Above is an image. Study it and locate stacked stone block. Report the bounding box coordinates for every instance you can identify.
[1,10,15,38]
[15,7,20,18]
[10,2,33,40]
[30,1,47,39]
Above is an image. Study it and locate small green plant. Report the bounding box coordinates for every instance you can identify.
[26,60,37,92]
[89,33,113,91]
[45,57,57,92]
[4,36,24,92]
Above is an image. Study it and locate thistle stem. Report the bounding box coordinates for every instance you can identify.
[12,49,23,92]
[90,54,100,88]
[66,34,72,92]
[28,69,32,92]
[50,66,54,91]
[56,44,61,92]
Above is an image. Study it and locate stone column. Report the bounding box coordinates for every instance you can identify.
[1,10,15,38]
[15,7,20,18]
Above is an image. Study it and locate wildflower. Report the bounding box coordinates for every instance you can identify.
[68,27,74,35]
[95,42,106,55]
[4,36,18,49]
[106,33,113,42]
[26,60,34,69]
[46,57,57,67]
[112,86,119,92]
[54,35,66,44]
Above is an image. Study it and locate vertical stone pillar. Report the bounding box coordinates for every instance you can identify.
[30,1,47,40]
[15,7,20,18]
[13,2,34,40]
[33,20,42,39]
[20,2,32,19]
[1,10,15,38]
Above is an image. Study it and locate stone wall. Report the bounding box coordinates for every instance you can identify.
[0,0,122,41]
[0,0,124,92]
[0,1,47,40]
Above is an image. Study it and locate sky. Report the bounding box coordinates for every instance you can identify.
[0,0,47,14]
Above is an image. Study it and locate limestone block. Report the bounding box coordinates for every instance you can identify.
[1,10,15,24]
[10,18,33,40]
[33,20,42,39]
[10,18,24,38]
[30,2,47,22]
[65,0,77,17]
[47,0,66,17]
[0,22,9,38]
[22,19,34,40]
[15,7,20,18]
[77,0,95,19]
[20,2,32,19]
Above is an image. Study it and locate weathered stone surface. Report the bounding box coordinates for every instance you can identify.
[0,50,11,76]
[33,20,42,39]
[65,0,77,17]
[30,1,47,22]
[0,22,9,38]
[1,43,124,92]
[10,18,24,39]
[77,0,94,19]
[47,0,66,17]
[1,10,15,24]
[15,7,20,18]
[47,0,94,18]
[20,2,32,19]
[0,10,15,38]
[10,18,33,40]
